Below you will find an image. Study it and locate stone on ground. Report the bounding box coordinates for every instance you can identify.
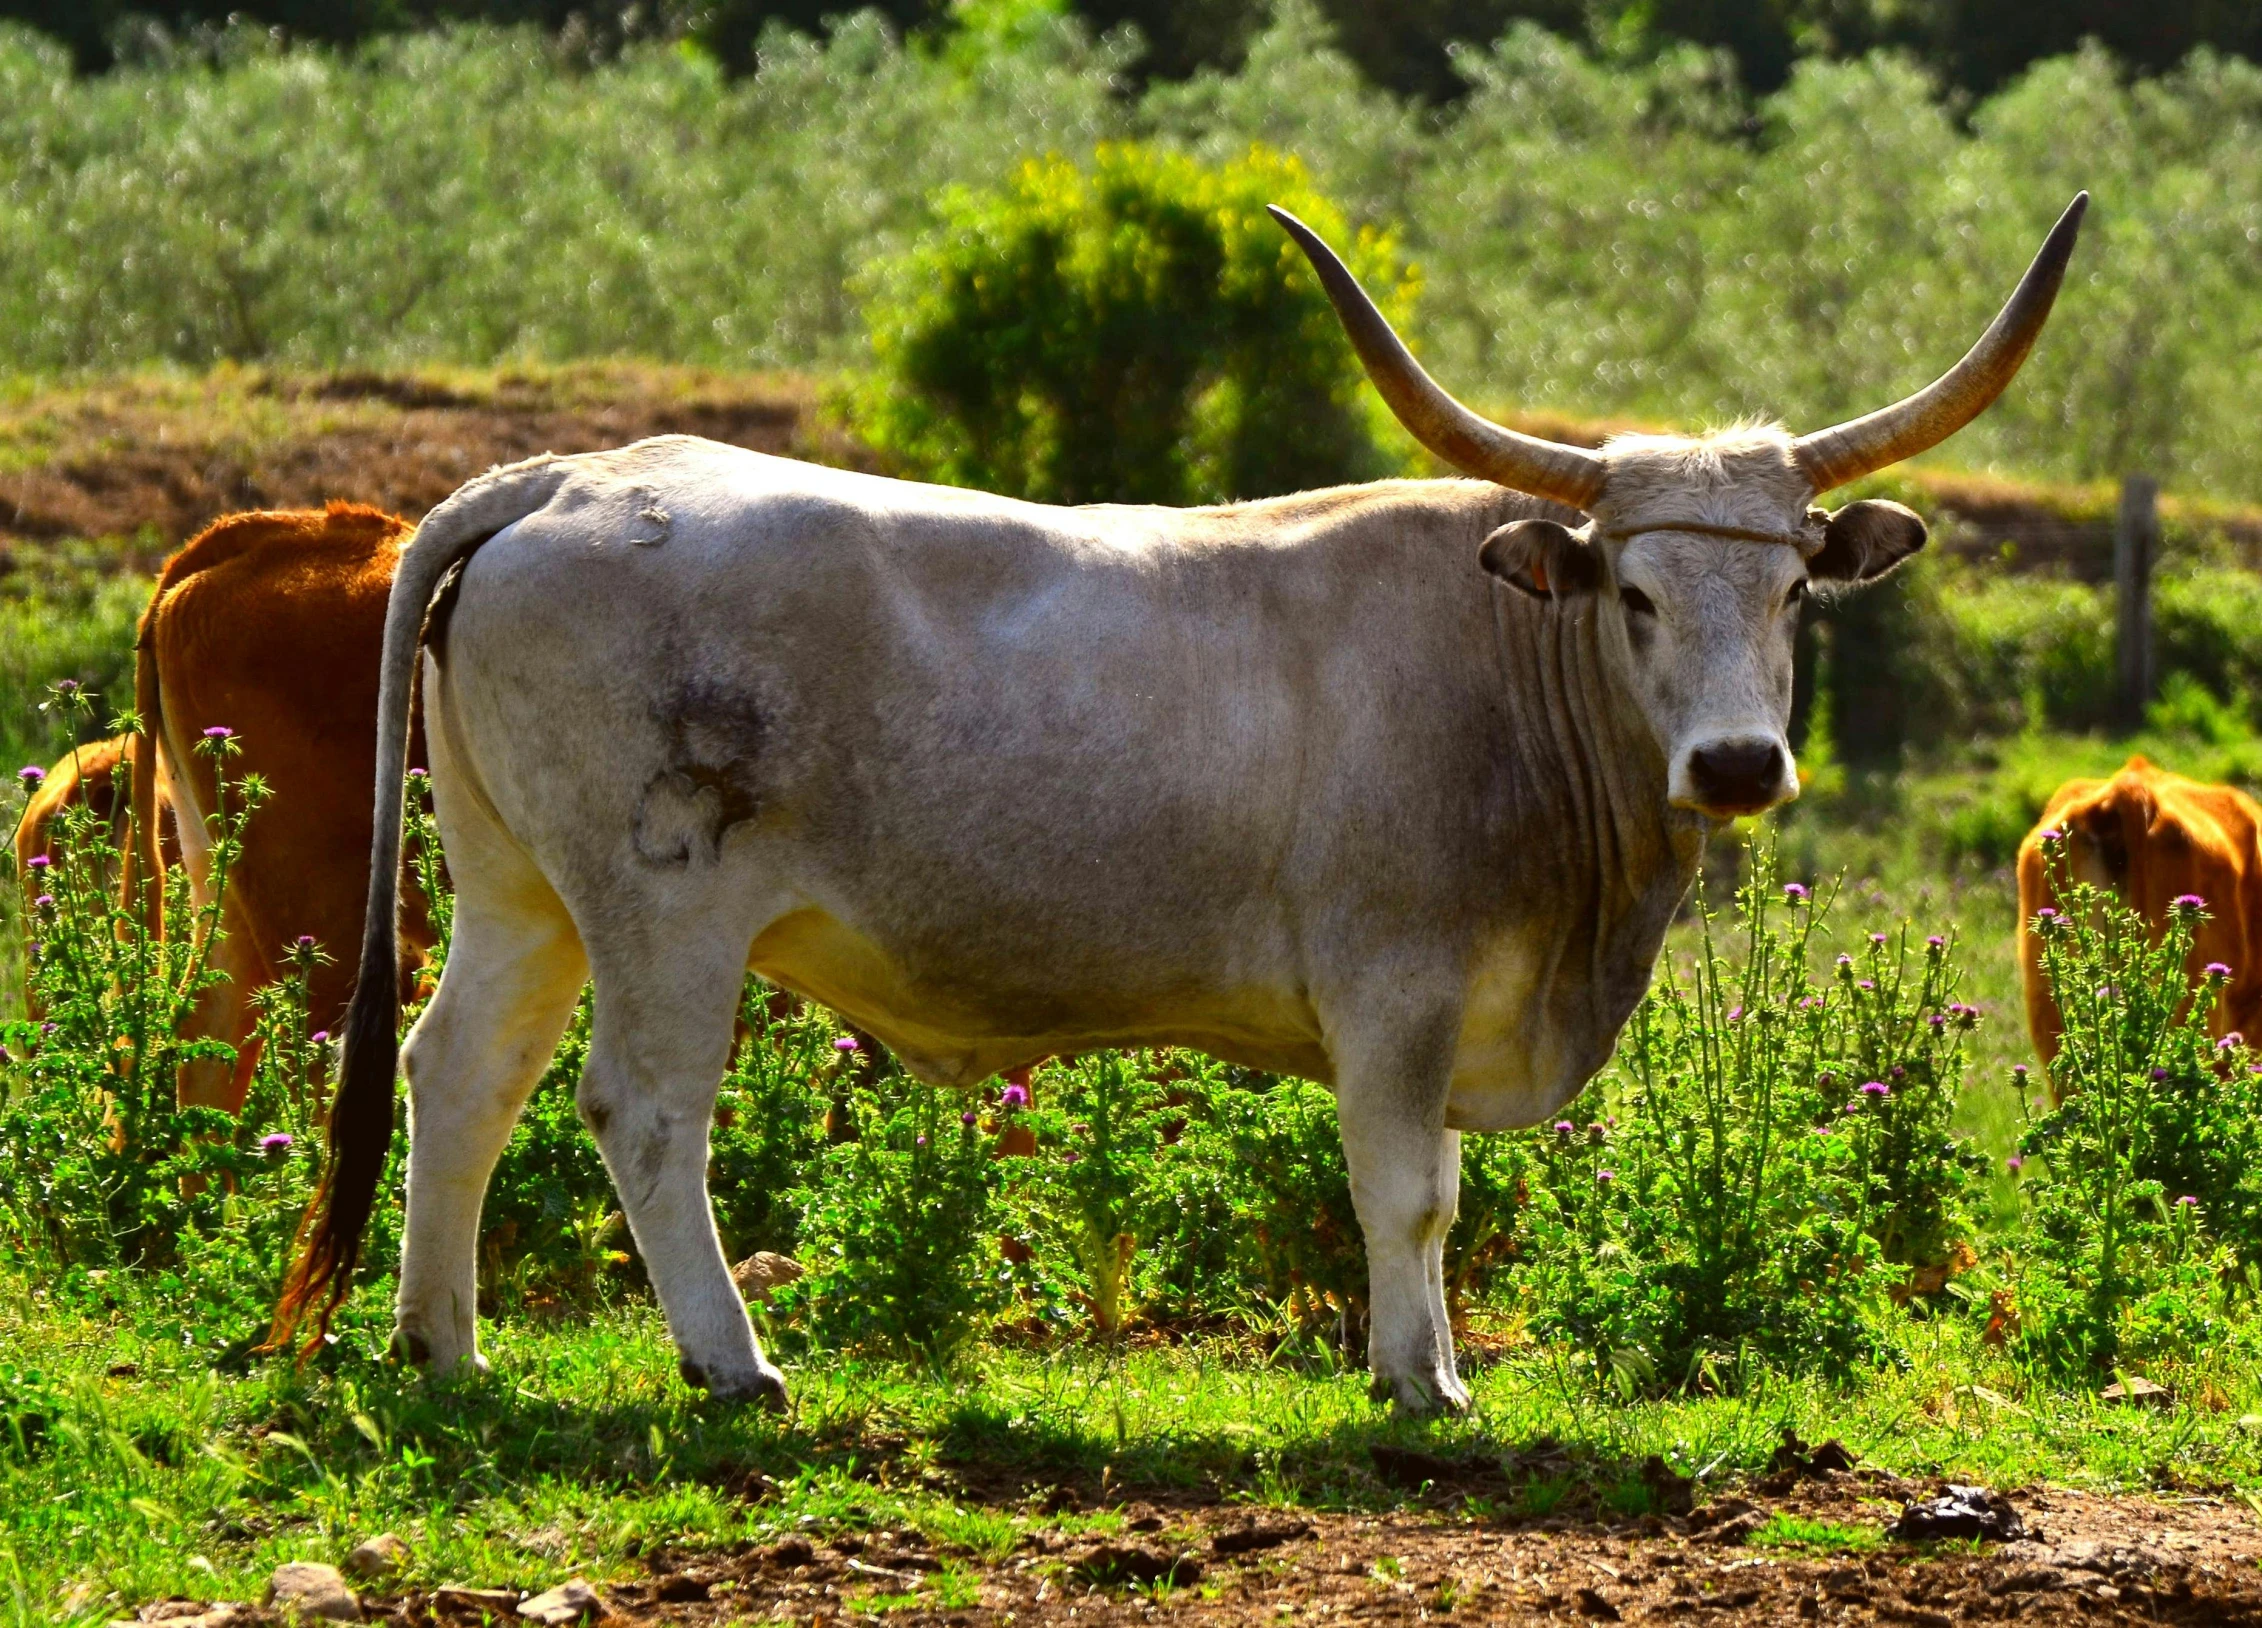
[517,1579,607,1623]
[264,1561,362,1621]
[341,1534,410,1583]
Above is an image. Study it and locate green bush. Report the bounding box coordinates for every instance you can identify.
[2013,844,2262,1377]
[852,142,1411,504]
[1517,850,1987,1391]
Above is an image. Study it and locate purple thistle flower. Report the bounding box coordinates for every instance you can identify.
[1870,932,1888,945]
[1817,1071,1835,1087]
[202,726,233,741]
[2206,963,2233,980]
[1783,882,1810,902]
[1554,1120,1574,1139]
[1928,1012,1946,1030]
[1587,1122,1605,1144]
[1596,1169,1616,1186]
[1856,979,1875,991]
[2174,894,2207,910]
[26,854,49,870]
[2177,1194,2199,1208]
[1001,1082,1029,1111]
[1926,934,1945,949]
[2152,1068,2170,1081]
[2039,827,2062,842]
[2217,1033,2244,1052]
[296,934,316,948]
[2013,1064,2028,1078]
[1860,1081,1889,1099]
[1725,1005,1743,1023]
[16,765,42,785]
[961,1111,977,1126]
[260,1133,293,1153]
[33,895,53,911]
[916,1135,927,1147]
[1062,1150,1081,1165]
[2006,1155,2024,1172]
[2034,906,2059,922]
[1890,1065,1905,1079]
[833,1036,859,1052]
[310,1031,328,1045]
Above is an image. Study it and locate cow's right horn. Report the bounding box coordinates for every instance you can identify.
[1792,192,2089,493]
[1269,206,1607,512]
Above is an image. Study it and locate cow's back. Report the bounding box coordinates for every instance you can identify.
[433,440,1545,1082]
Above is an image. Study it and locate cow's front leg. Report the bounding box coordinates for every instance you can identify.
[1331,1010,1468,1414]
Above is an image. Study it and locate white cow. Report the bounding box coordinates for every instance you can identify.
[277,195,2086,1412]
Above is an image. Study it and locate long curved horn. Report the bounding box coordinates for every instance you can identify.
[1793,193,2089,493]
[1269,206,1607,511]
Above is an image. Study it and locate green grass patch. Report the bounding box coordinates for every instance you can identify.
[1749,1513,1888,1553]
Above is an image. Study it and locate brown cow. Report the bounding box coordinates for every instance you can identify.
[2018,755,2262,1069]
[129,502,433,1111]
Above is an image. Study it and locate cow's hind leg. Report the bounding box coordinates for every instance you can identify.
[392,807,587,1376]
[1331,1006,1469,1415]
[579,913,785,1407]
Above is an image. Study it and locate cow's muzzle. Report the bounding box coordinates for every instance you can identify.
[1675,736,1797,820]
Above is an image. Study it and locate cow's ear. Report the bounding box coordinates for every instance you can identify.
[1479,518,1602,598]
[1810,499,1927,584]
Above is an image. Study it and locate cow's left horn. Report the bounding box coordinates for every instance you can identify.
[1269,206,1607,511]
[1793,193,2088,493]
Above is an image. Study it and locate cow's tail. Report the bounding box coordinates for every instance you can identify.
[271,454,572,1353]
[123,603,167,936]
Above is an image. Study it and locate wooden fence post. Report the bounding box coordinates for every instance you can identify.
[2116,474,2158,729]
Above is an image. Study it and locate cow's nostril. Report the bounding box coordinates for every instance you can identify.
[1687,739,1788,811]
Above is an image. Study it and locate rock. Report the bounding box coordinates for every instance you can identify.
[1887,1485,2026,1543]
[1573,1586,1621,1619]
[1699,1511,1767,1547]
[651,1574,710,1602]
[1770,1428,1859,1479]
[764,1536,815,1569]
[435,1586,520,1614]
[517,1579,606,1623]
[2101,1376,2173,1408]
[265,1562,361,1622]
[1210,1520,1314,1556]
[728,1251,806,1302]
[341,1534,410,1583]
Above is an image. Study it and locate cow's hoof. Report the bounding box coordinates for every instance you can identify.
[681,1357,789,1413]
[390,1328,489,1378]
[1369,1370,1471,1416]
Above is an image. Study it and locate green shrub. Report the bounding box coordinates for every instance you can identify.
[0,712,338,1345]
[2013,842,2262,1377]
[1518,849,1987,1390]
[785,1070,1005,1361]
[852,142,1412,504]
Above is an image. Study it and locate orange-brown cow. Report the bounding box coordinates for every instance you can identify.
[2017,755,2262,1070]
[130,502,433,1111]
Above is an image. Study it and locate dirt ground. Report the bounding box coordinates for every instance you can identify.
[128,1468,2262,1626]
[0,366,868,561]
[9,367,2260,584]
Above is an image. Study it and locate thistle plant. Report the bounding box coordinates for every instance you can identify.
[2013,833,2262,1377]
[0,694,269,1270]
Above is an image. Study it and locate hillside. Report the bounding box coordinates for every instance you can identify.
[5,366,2258,581]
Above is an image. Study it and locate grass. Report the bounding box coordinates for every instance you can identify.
[7,1272,2262,1623]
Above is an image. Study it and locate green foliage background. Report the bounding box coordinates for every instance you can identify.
[1,6,2260,500]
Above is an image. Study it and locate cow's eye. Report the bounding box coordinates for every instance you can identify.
[1785,578,1811,611]
[1620,584,1657,618]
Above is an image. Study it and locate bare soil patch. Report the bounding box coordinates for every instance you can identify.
[130,1477,2262,1626]
[0,364,870,563]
